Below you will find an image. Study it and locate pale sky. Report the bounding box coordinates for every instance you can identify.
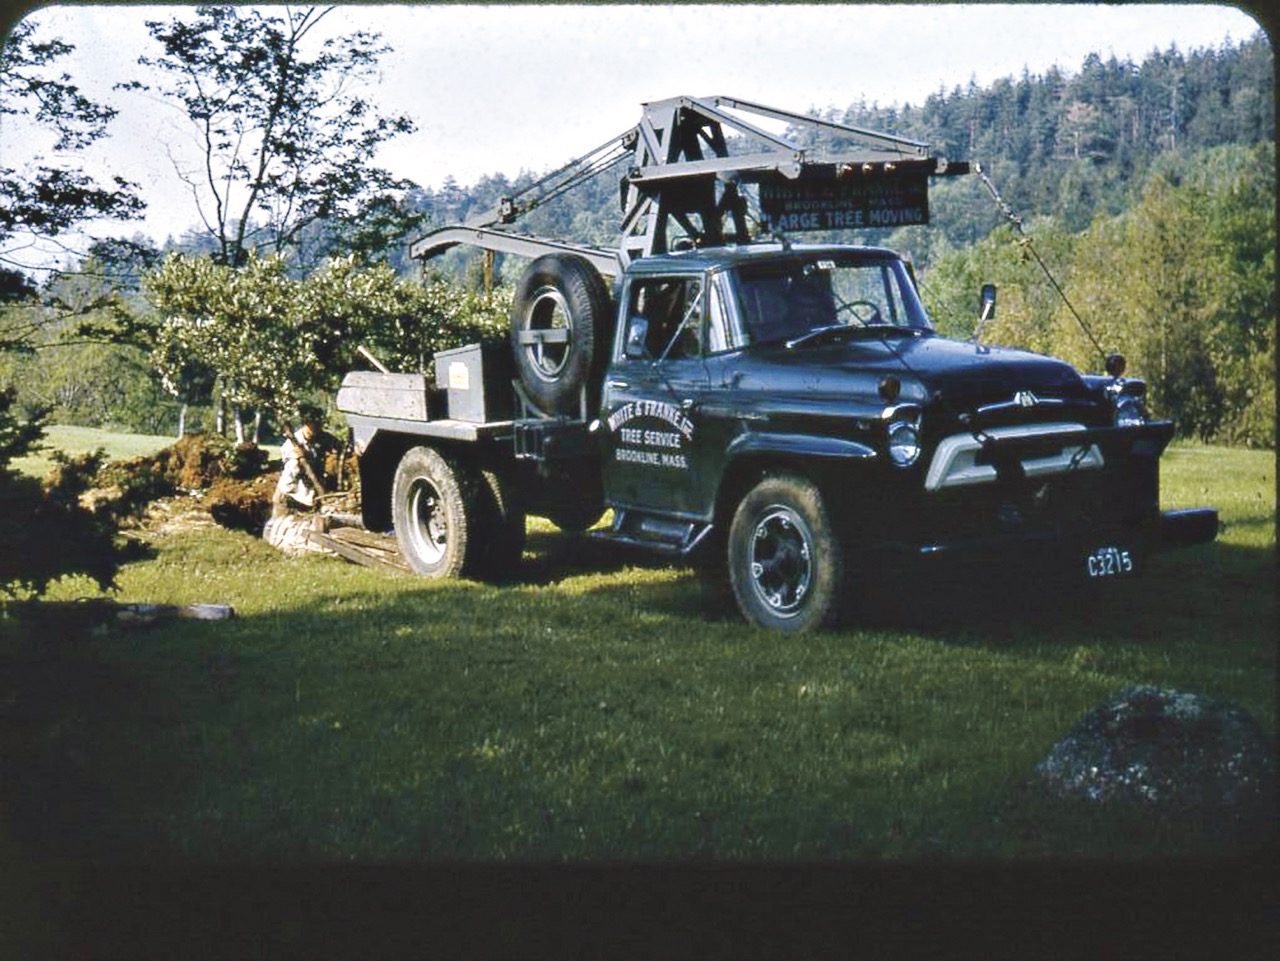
[2,2,1267,266]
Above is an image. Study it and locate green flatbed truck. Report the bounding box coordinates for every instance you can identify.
[336,97,1216,632]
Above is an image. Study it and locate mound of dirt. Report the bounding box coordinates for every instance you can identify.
[203,472,280,535]
[55,434,354,541]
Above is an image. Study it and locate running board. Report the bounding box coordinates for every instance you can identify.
[589,510,713,556]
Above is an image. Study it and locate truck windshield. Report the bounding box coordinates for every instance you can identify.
[733,255,932,347]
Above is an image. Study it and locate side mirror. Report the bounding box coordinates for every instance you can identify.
[972,283,997,345]
[624,316,650,360]
[979,284,997,321]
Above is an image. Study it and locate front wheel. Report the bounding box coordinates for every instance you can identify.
[727,473,843,632]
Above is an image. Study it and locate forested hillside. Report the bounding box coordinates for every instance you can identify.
[838,31,1273,244]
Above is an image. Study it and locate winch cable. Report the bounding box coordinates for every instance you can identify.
[503,133,633,218]
[974,163,1109,367]
[524,145,631,209]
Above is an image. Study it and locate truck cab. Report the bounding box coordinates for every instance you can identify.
[600,243,929,522]
[588,242,1217,629]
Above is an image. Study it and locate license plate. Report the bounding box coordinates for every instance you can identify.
[1086,546,1133,578]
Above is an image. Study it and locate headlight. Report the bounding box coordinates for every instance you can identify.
[1107,378,1148,427]
[1113,394,1146,427]
[887,420,921,467]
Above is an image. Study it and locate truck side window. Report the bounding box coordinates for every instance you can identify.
[627,278,703,361]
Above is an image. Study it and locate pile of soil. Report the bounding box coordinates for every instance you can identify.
[56,434,283,536]
[48,433,358,542]
[203,472,280,534]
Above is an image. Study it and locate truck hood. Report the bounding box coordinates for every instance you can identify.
[881,333,1086,402]
[751,332,1089,406]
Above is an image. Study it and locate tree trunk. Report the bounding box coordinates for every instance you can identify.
[251,410,263,445]
[177,402,188,438]
[233,405,245,445]
[215,379,226,436]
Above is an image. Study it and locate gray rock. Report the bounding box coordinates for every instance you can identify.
[1034,685,1274,815]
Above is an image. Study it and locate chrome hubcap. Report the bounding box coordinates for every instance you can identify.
[406,478,448,564]
[748,506,813,616]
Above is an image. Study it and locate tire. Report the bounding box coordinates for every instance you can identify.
[391,446,483,579]
[727,473,844,633]
[473,469,527,580]
[510,254,611,416]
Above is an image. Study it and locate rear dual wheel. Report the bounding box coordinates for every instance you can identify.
[391,447,525,580]
[476,469,527,578]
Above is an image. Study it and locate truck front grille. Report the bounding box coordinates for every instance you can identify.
[924,422,1103,491]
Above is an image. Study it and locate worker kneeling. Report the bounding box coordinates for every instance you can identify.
[264,406,341,556]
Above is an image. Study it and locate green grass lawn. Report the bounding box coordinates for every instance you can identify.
[2,443,1273,862]
[10,424,175,479]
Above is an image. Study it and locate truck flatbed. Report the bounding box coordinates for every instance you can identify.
[343,412,514,445]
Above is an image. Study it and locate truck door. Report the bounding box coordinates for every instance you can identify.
[600,273,715,518]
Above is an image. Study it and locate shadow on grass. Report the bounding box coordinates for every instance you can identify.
[513,527,676,585]
[851,541,1268,642]
[560,538,1275,649]
[1,531,1271,867]
[1,623,184,861]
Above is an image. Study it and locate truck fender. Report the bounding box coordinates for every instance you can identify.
[714,431,878,526]
[353,431,406,534]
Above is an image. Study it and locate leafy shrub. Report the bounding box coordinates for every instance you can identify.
[0,435,119,598]
[42,448,109,506]
[0,472,120,598]
[0,387,121,597]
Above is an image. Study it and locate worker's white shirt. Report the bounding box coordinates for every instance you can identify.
[276,435,316,507]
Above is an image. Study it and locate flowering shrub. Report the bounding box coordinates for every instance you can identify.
[145,253,511,420]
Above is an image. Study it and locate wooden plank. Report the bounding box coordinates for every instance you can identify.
[310,528,411,574]
[118,603,236,624]
[327,527,400,551]
[5,600,236,629]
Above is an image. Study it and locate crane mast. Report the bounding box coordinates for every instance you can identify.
[408,95,968,280]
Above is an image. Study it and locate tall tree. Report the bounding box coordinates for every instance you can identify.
[144,253,507,440]
[124,5,422,269]
[0,18,144,270]
[2,17,145,360]
[0,19,140,598]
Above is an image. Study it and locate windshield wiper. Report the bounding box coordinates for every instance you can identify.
[863,323,923,338]
[785,324,854,349]
[785,323,921,349]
